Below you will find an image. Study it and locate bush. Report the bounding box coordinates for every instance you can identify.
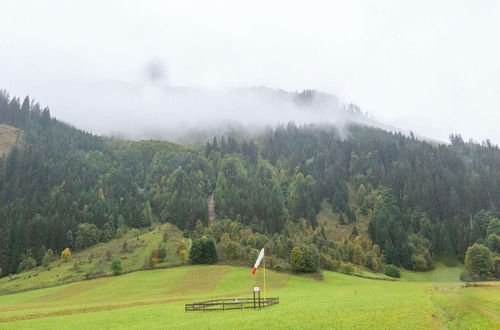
[364,251,380,272]
[60,248,71,261]
[290,245,319,273]
[111,258,123,275]
[190,237,218,264]
[290,247,305,273]
[274,262,291,272]
[493,257,500,279]
[42,249,55,268]
[340,262,354,274]
[178,249,189,263]
[17,257,36,273]
[464,243,493,280]
[411,254,428,271]
[460,270,481,282]
[158,245,167,262]
[150,249,159,267]
[487,234,500,253]
[384,264,400,278]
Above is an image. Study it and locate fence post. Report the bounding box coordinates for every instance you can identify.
[223,301,225,311]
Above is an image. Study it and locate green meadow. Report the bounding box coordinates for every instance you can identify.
[0,264,498,329]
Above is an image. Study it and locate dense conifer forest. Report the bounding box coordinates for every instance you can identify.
[0,90,499,279]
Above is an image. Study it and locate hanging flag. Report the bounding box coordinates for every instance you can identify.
[251,248,265,274]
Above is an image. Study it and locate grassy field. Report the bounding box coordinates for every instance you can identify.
[0,264,498,329]
[0,124,22,157]
[400,263,464,282]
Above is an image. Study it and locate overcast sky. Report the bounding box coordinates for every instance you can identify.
[1,0,499,143]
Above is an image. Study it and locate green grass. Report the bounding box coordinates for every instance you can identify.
[400,263,464,282]
[0,265,497,329]
[0,223,186,294]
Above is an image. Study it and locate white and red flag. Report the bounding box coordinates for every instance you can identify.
[251,248,265,274]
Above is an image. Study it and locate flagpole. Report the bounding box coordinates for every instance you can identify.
[263,251,266,304]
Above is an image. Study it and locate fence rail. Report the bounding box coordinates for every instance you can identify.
[185,297,279,311]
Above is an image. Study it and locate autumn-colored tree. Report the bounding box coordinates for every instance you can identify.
[179,249,189,262]
[60,248,71,261]
[150,249,159,267]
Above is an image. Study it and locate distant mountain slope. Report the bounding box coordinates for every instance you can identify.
[1,88,499,282]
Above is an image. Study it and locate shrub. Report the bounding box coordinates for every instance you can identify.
[411,254,428,271]
[17,256,36,273]
[150,249,159,267]
[178,249,189,263]
[364,251,380,272]
[487,234,500,253]
[385,264,400,278]
[290,245,319,273]
[42,249,55,268]
[460,270,481,282]
[60,248,71,261]
[464,243,493,280]
[190,237,218,264]
[111,258,123,275]
[340,262,354,274]
[290,247,305,273]
[493,257,500,279]
[274,262,291,272]
[158,245,167,262]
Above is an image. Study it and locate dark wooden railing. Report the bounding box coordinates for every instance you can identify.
[185,297,279,311]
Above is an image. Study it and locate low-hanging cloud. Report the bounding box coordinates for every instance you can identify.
[52,79,374,142]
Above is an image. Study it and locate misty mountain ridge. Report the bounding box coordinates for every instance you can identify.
[45,80,401,143]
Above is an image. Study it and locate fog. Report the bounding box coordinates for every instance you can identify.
[1,1,500,143]
[29,78,374,142]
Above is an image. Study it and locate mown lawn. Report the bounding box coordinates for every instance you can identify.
[0,265,498,329]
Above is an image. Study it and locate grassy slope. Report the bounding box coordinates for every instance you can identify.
[0,265,498,329]
[0,124,22,157]
[0,224,186,294]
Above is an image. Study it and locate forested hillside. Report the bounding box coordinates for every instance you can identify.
[0,90,499,280]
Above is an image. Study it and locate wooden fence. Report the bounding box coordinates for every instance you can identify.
[185,297,279,311]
